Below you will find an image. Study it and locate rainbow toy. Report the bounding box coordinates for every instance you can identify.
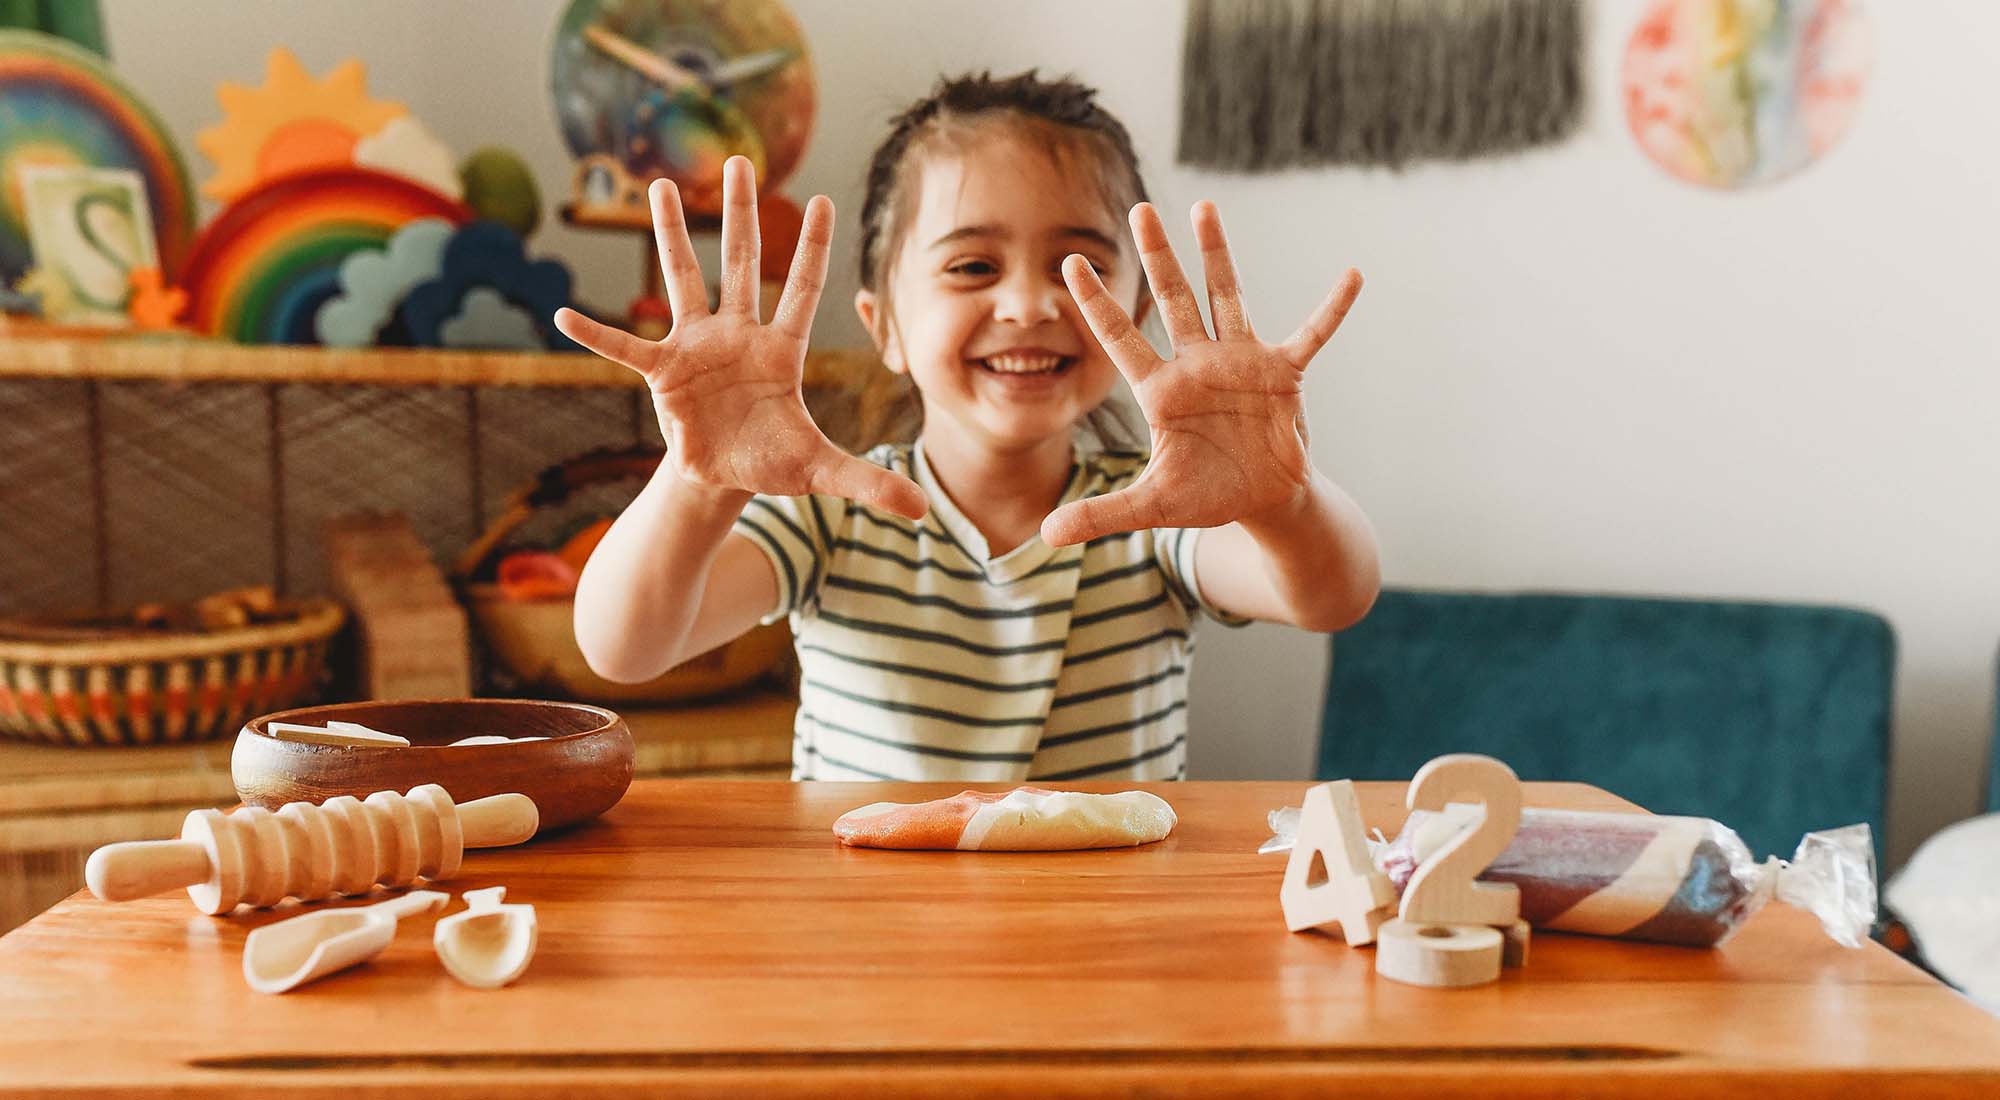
[178,168,471,345]
[0,30,194,285]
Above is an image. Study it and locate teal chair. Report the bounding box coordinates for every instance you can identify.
[1988,650,2000,813]
[1318,589,1894,861]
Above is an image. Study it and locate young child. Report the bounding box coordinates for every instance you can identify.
[554,72,1379,783]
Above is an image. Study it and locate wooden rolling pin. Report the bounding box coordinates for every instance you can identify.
[85,784,538,915]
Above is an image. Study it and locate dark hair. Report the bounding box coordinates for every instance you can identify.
[859,70,1149,290]
[856,70,1151,449]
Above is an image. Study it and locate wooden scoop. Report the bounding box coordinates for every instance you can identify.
[434,886,537,989]
[242,891,447,994]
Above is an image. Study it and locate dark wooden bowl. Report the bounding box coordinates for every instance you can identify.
[231,699,634,833]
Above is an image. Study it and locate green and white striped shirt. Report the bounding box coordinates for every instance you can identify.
[732,439,1245,782]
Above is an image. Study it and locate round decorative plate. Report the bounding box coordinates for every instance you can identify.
[0,30,195,283]
[1623,0,1872,189]
[549,0,815,216]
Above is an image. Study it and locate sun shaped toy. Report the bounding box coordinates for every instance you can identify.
[195,47,407,203]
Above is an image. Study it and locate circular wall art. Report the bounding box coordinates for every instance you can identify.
[549,0,815,218]
[0,30,195,284]
[1623,0,1872,189]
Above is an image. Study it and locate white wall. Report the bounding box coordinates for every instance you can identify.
[101,1,2000,866]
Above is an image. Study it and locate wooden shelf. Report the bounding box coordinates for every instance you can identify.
[560,201,722,235]
[0,330,634,388]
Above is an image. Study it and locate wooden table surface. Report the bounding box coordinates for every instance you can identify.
[1,780,1996,1099]
[0,692,795,934]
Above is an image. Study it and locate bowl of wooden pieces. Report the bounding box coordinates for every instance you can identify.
[231,699,634,833]
[0,587,344,745]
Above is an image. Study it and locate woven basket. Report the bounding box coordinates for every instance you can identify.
[462,582,791,704]
[0,599,345,745]
[454,449,792,705]
[450,351,911,705]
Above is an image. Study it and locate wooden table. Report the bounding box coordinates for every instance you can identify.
[0,691,793,933]
[1,780,1996,1099]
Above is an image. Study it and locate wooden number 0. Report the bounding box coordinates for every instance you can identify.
[1397,754,1522,927]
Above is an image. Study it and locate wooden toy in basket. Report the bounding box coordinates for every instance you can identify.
[0,595,344,745]
[231,698,635,834]
[453,447,791,705]
[324,512,473,700]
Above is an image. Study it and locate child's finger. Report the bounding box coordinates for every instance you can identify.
[1062,255,1162,386]
[1281,269,1364,369]
[1129,203,1208,350]
[1191,202,1254,339]
[769,195,834,342]
[648,178,709,324]
[553,308,652,375]
[811,448,929,521]
[1040,487,1154,548]
[717,155,761,318]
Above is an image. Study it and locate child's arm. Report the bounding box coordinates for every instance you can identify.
[1186,470,1380,632]
[555,157,927,682]
[569,471,771,682]
[1044,201,1379,632]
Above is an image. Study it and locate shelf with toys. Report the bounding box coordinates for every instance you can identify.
[0,325,632,388]
[0,3,829,933]
[0,4,837,614]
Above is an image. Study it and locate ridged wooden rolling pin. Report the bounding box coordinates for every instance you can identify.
[84,784,539,915]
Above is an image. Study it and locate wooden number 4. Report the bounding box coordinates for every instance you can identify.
[1280,779,1396,946]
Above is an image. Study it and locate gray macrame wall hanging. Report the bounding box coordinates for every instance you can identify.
[1179,0,1588,171]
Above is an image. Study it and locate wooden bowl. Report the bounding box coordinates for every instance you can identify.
[231,699,634,833]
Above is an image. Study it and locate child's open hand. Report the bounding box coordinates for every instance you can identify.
[554,157,927,520]
[1042,202,1362,547]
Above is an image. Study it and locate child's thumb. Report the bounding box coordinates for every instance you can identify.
[812,450,928,521]
[1044,488,1160,547]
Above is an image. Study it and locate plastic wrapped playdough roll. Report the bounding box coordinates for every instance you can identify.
[1372,806,1874,947]
[833,787,1176,851]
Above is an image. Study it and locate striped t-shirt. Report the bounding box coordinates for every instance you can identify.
[731,439,1246,783]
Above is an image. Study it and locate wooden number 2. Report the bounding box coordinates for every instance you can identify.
[1397,754,1522,928]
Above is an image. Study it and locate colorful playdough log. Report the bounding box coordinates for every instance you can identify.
[1378,807,1791,947]
[833,787,1176,851]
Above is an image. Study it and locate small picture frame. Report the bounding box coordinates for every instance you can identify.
[17,164,160,326]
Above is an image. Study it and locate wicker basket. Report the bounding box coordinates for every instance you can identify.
[0,599,346,745]
[454,449,792,705]
[451,351,913,705]
[462,583,791,704]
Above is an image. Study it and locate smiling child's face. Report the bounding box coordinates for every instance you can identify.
[857,129,1145,456]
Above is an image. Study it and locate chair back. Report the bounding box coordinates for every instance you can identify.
[1318,589,1894,860]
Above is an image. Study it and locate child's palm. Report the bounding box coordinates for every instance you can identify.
[633,314,822,494]
[1043,202,1362,546]
[1121,345,1313,529]
[555,160,927,519]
